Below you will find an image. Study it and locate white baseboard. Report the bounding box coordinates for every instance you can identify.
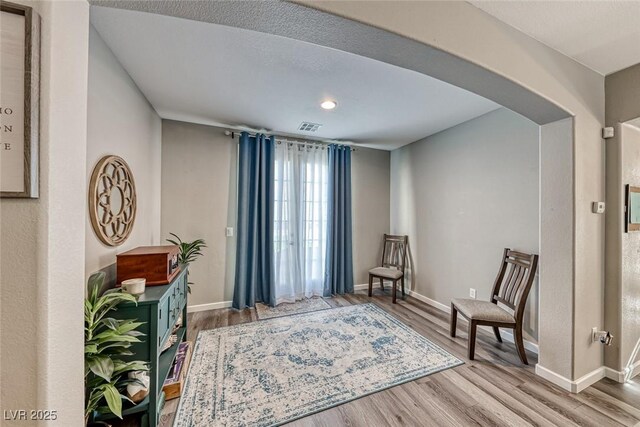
[604,367,625,383]
[632,360,640,380]
[187,301,233,313]
[604,359,640,383]
[535,364,607,393]
[355,283,539,354]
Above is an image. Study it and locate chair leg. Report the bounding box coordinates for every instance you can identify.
[401,276,405,297]
[368,275,373,297]
[392,280,397,304]
[514,327,528,365]
[450,304,458,338]
[468,321,477,360]
[493,327,502,343]
[379,277,384,290]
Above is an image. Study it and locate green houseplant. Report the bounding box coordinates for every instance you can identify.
[85,272,149,423]
[166,232,207,293]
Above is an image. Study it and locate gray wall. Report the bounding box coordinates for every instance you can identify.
[352,147,391,284]
[618,124,640,373]
[161,121,238,307]
[605,122,640,374]
[390,108,540,341]
[606,63,640,126]
[86,25,162,279]
[1,1,89,424]
[161,120,391,307]
[604,64,640,376]
[301,0,604,384]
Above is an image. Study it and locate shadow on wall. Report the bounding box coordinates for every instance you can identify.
[405,237,416,292]
[87,263,117,295]
[524,276,539,342]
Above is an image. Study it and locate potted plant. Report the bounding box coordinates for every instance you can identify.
[166,233,207,293]
[85,272,149,425]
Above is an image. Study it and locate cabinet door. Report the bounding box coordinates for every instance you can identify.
[158,296,171,347]
[164,279,182,329]
[179,271,188,309]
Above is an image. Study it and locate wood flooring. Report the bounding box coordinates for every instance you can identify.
[135,290,640,426]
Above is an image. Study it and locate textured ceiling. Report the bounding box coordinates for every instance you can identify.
[90,6,500,150]
[469,0,640,75]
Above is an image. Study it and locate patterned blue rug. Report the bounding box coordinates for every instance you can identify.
[175,303,463,427]
[255,297,331,320]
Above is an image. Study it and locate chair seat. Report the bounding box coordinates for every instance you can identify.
[451,298,515,323]
[369,267,403,279]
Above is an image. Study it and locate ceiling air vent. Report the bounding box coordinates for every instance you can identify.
[298,122,322,132]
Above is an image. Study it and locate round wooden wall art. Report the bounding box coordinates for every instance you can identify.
[89,155,137,246]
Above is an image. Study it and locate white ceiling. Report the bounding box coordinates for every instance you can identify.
[469,0,640,76]
[90,6,500,151]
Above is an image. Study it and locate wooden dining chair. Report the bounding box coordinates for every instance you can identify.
[450,248,539,364]
[368,234,408,304]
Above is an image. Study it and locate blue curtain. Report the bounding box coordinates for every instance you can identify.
[233,132,275,309]
[324,144,354,296]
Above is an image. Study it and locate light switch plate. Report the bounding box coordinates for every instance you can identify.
[592,201,605,214]
[225,227,234,237]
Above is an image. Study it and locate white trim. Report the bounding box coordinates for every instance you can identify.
[632,360,640,380]
[627,360,640,381]
[535,364,573,392]
[604,366,626,383]
[354,283,371,291]
[604,359,640,383]
[355,283,539,354]
[187,301,233,313]
[535,364,606,393]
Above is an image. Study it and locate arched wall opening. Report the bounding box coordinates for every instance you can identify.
[89,0,605,391]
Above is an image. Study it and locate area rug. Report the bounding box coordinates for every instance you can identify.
[175,303,463,427]
[255,297,331,320]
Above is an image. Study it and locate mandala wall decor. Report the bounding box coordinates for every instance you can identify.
[89,155,137,246]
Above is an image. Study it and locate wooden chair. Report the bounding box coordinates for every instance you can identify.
[450,248,539,364]
[368,234,408,304]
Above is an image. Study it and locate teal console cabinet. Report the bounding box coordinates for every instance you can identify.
[97,266,188,426]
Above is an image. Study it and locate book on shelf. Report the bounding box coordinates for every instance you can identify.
[163,341,192,400]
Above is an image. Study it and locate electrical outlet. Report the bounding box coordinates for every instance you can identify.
[225,227,234,237]
[469,288,477,299]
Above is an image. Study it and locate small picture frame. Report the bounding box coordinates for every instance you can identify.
[625,185,640,232]
[0,1,40,198]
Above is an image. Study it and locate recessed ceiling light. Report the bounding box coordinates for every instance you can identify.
[321,100,337,110]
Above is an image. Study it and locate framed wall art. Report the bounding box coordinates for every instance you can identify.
[626,185,640,232]
[0,1,40,198]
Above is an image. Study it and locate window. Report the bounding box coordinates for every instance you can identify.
[273,144,328,303]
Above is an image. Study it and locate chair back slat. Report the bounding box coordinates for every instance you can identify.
[504,264,524,304]
[491,248,539,314]
[500,263,517,307]
[381,234,408,271]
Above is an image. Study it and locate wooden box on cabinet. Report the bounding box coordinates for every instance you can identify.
[117,245,180,286]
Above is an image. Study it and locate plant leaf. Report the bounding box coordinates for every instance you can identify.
[100,318,120,330]
[113,360,149,375]
[88,356,114,382]
[101,383,122,419]
[88,271,106,303]
[95,333,142,345]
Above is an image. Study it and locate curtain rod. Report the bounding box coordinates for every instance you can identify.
[224,130,356,151]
